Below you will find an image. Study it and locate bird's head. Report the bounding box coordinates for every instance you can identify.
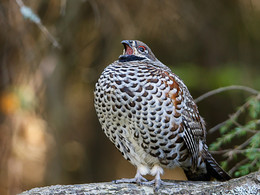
[119,40,157,62]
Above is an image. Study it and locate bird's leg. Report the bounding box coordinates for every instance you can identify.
[113,165,148,185]
[141,165,176,191]
[141,165,164,190]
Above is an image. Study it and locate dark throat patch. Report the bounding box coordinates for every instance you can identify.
[119,55,145,62]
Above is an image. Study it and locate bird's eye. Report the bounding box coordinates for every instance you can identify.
[138,46,147,53]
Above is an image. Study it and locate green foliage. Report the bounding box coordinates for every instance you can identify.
[248,97,260,119]
[220,161,228,170]
[249,132,260,148]
[210,94,260,177]
[235,164,251,177]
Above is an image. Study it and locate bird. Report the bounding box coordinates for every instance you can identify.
[94,40,231,191]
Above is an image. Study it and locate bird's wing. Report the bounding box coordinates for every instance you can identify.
[163,70,206,171]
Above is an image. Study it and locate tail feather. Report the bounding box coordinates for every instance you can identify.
[184,147,232,181]
[202,149,231,181]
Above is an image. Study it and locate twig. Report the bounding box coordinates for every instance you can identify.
[195,85,259,103]
[225,148,260,158]
[229,158,249,175]
[211,133,258,155]
[208,119,229,134]
[236,136,254,150]
[230,117,259,134]
[208,100,250,134]
[210,149,231,154]
[16,0,61,49]
[250,158,258,167]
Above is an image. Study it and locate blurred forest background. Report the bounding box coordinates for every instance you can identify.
[0,0,260,194]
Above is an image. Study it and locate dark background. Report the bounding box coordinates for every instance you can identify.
[0,0,260,194]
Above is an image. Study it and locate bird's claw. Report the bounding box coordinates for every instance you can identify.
[113,176,148,185]
[141,179,175,191]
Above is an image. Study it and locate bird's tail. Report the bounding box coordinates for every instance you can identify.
[184,146,231,181]
[202,148,231,181]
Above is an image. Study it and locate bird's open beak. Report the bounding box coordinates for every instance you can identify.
[121,40,134,55]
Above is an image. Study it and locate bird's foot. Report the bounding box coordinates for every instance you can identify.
[113,175,147,185]
[114,165,149,185]
[141,179,176,192]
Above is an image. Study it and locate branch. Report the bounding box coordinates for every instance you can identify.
[19,171,260,195]
[208,119,229,134]
[229,158,249,175]
[195,85,259,103]
[208,98,252,134]
[16,0,61,48]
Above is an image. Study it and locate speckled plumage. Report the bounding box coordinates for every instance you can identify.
[94,40,230,190]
